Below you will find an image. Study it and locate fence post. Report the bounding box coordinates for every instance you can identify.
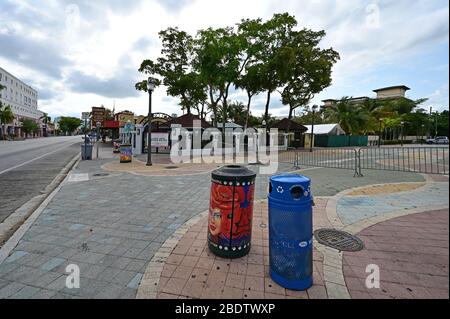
[294,149,300,169]
[353,148,364,178]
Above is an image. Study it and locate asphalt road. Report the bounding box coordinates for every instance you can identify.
[0,136,81,223]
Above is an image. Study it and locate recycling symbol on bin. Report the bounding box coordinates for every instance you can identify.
[276,186,284,194]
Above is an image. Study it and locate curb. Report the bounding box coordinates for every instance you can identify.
[0,153,80,250]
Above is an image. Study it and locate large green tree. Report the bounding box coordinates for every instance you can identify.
[59,117,82,135]
[140,28,207,116]
[21,119,39,138]
[255,13,298,129]
[281,29,340,119]
[236,18,265,129]
[195,27,248,127]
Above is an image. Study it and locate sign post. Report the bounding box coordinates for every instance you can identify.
[82,112,90,160]
[96,121,101,159]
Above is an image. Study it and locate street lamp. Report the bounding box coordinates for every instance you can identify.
[96,121,101,159]
[310,105,318,152]
[147,77,156,166]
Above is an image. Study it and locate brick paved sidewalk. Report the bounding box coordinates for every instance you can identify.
[142,178,449,300]
[152,200,330,299]
[343,209,449,299]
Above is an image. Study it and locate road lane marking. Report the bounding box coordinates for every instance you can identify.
[0,141,79,176]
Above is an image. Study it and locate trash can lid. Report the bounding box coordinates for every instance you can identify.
[212,165,256,185]
[269,174,312,202]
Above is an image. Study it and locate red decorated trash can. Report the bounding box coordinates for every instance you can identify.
[208,165,256,258]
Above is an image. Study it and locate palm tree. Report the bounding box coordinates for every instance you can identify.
[323,97,370,135]
[39,112,51,137]
[0,103,15,140]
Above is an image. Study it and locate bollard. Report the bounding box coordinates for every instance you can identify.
[268,174,313,290]
[207,165,256,258]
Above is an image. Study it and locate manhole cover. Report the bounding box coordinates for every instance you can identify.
[93,173,109,177]
[165,166,178,169]
[314,229,364,252]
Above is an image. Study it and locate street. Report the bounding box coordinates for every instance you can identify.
[0,136,81,223]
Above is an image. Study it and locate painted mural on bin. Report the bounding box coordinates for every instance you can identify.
[120,146,132,162]
[208,182,255,250]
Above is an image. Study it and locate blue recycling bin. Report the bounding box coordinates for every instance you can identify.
[268,174,313,290]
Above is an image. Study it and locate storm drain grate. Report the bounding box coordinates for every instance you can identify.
[165,166,179,169]
[314,229,364,252]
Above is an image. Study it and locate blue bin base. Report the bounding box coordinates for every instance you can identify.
[270,270,313,291]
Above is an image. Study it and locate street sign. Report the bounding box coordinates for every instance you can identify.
[82,112,90,120]
[151,133,169,147]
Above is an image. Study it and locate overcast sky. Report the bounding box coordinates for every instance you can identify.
[0,0,448,120]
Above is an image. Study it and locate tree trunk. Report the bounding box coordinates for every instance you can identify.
[244,92,252,130]
[288,107,293,120]
[264,91,271,129]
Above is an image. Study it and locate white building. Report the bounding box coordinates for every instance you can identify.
[0,66,43,137]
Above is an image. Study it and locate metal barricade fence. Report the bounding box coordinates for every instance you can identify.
[358,146,449,175]
[279,146,449,176]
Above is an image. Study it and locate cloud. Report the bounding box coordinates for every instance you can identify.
[0,32,69,79]
[66,68,140,99]
[0,0,448,121]
[157,0,192,13]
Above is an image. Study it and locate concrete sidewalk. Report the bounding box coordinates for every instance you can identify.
[0,142,446,299]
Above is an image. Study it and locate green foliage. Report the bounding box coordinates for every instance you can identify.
[216,101,248,124]
[435,110,449,136]
[0,103,15,139]
[21,119,39,137]
[39,112,51,124]
[281,29,340,118]
[293,105,326,125]
[136,12,340,129]
[59,117,82,135]
[322,97,371,135]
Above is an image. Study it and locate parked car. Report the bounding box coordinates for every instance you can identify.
[426,136,449,144]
